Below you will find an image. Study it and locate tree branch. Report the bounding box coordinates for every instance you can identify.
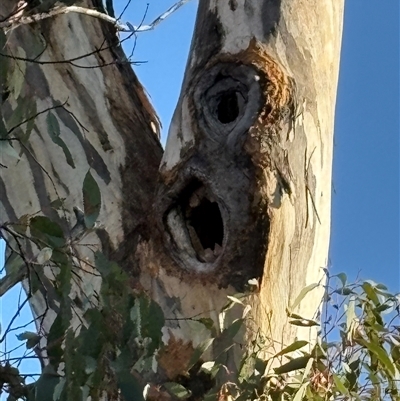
[0,264,26,296]
[1,0,191,32]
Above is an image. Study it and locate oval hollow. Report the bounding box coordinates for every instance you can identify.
[217,91,240,124]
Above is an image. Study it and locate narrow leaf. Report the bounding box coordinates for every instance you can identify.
[358,338,396,377]
[289,318,319,327]
[46,111,60,137]
[188,338,214,370]
[9,47,26,99]
[274,356,311,374]
[274,340,309,357]
[164,382,191,399]
[226,295,244,305]
[0,29,6,52]
[293,382,308,401]
[222,318,243,340]
[4,251,24,277]
[345,296,356,336]
[0,140,20,160]
[362,281,380,306]
[46,111,75,168]
[6,96,31,130]
[53,377,66,401]
[0,116,8,138]
[289,283,319,311]
[30,216,65,248]
[333,373,349,395]
[83,170,101,229]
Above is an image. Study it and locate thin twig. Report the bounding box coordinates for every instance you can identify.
[0,298,30,343]
[1,1,191,33]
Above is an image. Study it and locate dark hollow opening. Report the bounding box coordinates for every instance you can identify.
[189,198,223,251]
[217,91,239,124]
[168,179,225,263]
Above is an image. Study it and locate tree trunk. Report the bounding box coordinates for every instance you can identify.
[0,0,344,396]
[148,0,344,371]
[1,0,162,330]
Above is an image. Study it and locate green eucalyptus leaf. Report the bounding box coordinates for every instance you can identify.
[46,111,60,135]
[30,216,65,248]
[289,318,319,327]
[130,295,164,355]
[117,370,145,401]
[46,111,75,168]
[34,371,62,401]
[335,272,347,287]
[274,340,309,357]
[47,315,67,365]
[94,251,112,277]
[0,116,8,138]
[26,336,41,349]
[254,357,267,375]
[4,251,24,277]
[333,373,349,395]
[223,318,243,340]
[187,338,215,370]
[52,377,66,401]
[83,170,101,229]
[362,282,380,306]
[0,140,20,160]
[164,382,191,399]
[274,356,311,374]
[292,382,308,401]
[334,287,355,296]
[198,317,214,330]
[6,96,30,130]
[289,283,319,312]
[358,338,396,378]
[0,29,6,51]
[9,47,26,99]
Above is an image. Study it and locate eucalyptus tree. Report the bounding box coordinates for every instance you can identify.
[0,0,344,398]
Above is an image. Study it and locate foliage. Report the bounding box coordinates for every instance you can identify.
[224,276,400,401]
[2,223,400,401]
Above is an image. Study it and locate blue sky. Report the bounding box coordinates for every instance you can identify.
[1,0,399,390]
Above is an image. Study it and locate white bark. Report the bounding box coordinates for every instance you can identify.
[1,0,161,337]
